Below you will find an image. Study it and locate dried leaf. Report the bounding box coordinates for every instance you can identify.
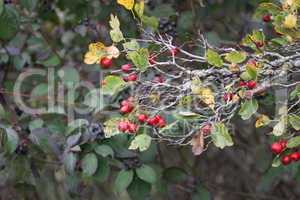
[117,0,134,10]
[190,131,204,155]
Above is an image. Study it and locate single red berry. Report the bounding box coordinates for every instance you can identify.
[120,104,133,114]
[201,123,212,136]
[262,14,272,23]
[118,121,129,132]
[290,152,300,162]
[127,73,138,82]
[158,118,166,128]
[170,48,179,56]
[138,114,148,123]
[223,93,233,102]
[281,155,291,165]
[247,80,257,89]
[149,55,156,65]
[279,140,287,149]
[271,142,283,154]
[121,100,129,106]
[121,63,132,73]
[100,57,113,69]
[255,41,264,48]
[239,81,247,87]
[153,75,165,83]
[128,123,138,133]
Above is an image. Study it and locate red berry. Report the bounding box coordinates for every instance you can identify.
[255,41,264,48]
[121,63,132,73]
[127,73,138,82]
[138,114,148,123]
[279,140,287,149]
[120,104,133,114]
[201,123,212,136]
[290,152,300,162]
[121,100,129,106]
[100,57,113,69]
[223,93,233,102]
[158,118,166,128]
[128,123,138,133]
[262,14,272,23]
[118,121,129,132]
[247,59,257,67]
[271,142,283,154]
[247,80,257,89]
[239,81,247,87]
[281,155,291,165]
[170,48,179,56]
[153,75,165,83]
[147,117,159,126]
[149,55,156,65]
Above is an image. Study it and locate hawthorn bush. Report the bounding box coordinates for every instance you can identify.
[0,0,300,199]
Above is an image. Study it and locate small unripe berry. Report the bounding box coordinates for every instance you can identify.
[121,64,132,73]
[262,14,272,23]
[281,155,291,165]
[138,114,148,123]
[223,93,233,102]
[100,57,113,69]
[127,73,138,82]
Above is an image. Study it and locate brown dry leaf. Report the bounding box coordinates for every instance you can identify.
[190,131,205,156]
[255,114,271,128]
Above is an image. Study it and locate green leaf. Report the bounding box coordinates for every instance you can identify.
[241,30,265,50]
[141,15,159,30]
[254,3,281,19]
[109,14,124,43]
[94,144,114,158]
[290,85,300,100]
[31,83,48,98]
[0,6,19,40]
[20,0,38,11]
[163,167,188,183]
[63,152,78,174]
[224,51,247,64]
[239,99,258,120]
[29,118,44,131]
[206,49,223,67]
[115,170,134,193]
[240,71,252,81]
[83,89,105,110]
[246,65,257,80]
[211,123,234,149]
[103,117,123,138]
[127,48,149,72]
[41,55,60,67]
[0,103,6,119]
[81,153,98,176]
[134,1,144,18]
[271,156,281,167]
[136,164,156,184]
[101,75,126,96]
[129,134,152,152]
[127,178,151,200]
[287,136,300,148]
[4,127,19,154]
[289,114,300,130]
[58,67,80,88]
[94,157,110,183]
[123,39,140,51]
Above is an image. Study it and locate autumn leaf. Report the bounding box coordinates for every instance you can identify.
[84,42,120,65]
[199,88,215,109]
[283,14,297,29]
[255,114,271,128]
[117,0,134,10]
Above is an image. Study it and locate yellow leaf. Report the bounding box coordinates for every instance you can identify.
[255,114,271,128]
[117,0,134,10]
[84,51,99,65]
[283,14,297,29]
[89,42,105,52]
[199,88,215,109]
[84,42,107,65]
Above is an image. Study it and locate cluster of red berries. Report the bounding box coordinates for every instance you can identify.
[239,80,257,89]
[137,114,166,128]
[121,64,138,82]
[120,97,134,114]
[118,121,139,134]
[271,140,300,165]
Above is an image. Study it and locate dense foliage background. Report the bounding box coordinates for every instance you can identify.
[1,0,300,200]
